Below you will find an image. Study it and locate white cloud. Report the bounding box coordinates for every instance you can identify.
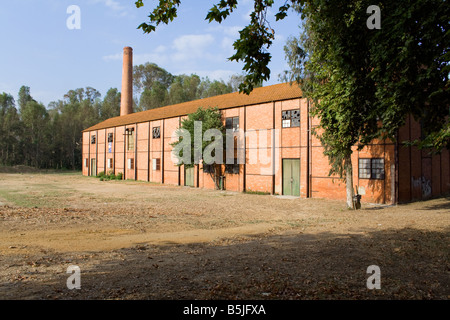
[172,34,214,54]
[89,0,131,17]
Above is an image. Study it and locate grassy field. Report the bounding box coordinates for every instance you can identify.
[0,171,448,300]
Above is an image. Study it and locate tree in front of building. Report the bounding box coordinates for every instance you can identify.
[136,0,449,207]
[282,0,449,207]
[171,107,225,189]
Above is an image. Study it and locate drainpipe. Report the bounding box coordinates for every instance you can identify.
[306,99,310,198]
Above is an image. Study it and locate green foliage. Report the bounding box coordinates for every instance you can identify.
[135,0,302,94]
[282,0,449,175]
[171,106,225,168]
[279,0,449,206]
[133,62,244,111]
[97,170,123,181]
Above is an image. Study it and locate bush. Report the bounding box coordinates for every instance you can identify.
[97,170,123,181]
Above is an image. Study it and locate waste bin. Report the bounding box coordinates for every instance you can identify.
[353,194,361,210]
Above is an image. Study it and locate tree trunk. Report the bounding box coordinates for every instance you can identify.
[344,155,354,209]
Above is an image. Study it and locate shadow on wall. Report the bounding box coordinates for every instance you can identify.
[2,227,448,300]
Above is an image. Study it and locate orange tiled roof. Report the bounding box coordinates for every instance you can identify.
[83,82,302,132]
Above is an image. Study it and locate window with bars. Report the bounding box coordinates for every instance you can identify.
[152,127,161,139]
[359,158,385,179]
[225,159,240,174]
[282,109,300,128]
[225,117,239,132]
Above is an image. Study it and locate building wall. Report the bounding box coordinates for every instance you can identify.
[397,114,450,203]
[82,98,448,204]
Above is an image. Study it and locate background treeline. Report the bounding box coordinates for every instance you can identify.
[0,63,247,170]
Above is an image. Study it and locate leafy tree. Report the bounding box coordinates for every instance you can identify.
[171,107,225,189]
[101,88,121,120]
[281,0,449,207]
[135,0,449,207]
[138,81,169,111]
[0,93,21,165]
[197,77,233,98]
[135,0,293,94]
[133,62,173,110]
[21,100,50,168]
[17,85,34,115]
[168,74,202,104]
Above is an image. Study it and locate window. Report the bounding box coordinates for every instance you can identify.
[107,158,113,169]
[282,109,300,128]
[91,135,96,144]
[359,158,385,179]
[152,127,161,139]
[126,128,134,151]
[84,159,88,168]
[225,117,239,132]
[107,133,114,143]
[225,160,240,174]
[127,158,134,170]
[203,164,214,173]
[153,158,161,171]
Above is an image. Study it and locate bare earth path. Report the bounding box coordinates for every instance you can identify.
[0,172,448,299]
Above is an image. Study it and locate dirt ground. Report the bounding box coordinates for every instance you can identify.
[0,172,448,300]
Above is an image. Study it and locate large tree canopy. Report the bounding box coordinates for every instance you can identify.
[136,0,449,207]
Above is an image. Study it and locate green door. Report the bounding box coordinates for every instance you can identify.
[90,158,97,177]
[185,166,194,187]
[283,159,300,196]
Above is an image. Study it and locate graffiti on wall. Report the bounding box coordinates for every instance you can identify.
[411,176,432,198]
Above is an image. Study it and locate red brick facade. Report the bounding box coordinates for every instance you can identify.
[82,84,450,204]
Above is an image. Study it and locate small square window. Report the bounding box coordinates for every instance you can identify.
[152,127,161,139]
[203,164,214,173]
[282,109,300,128]
[225,117,239,132]
[359,158,385,179]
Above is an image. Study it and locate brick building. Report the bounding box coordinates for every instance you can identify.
[82,48,449,204]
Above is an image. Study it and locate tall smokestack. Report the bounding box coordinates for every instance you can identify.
[120,46,133,116]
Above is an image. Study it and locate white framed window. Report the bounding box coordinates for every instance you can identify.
[359,158,385,179]
[282,109,300,128]
[127,158,134,170]
[153,158,161,171]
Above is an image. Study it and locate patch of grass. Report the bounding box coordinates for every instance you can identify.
[244,190,271,195]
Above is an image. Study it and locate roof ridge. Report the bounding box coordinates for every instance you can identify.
[83,82,302,132]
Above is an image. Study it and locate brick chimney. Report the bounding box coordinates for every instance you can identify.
[120,46,133,116]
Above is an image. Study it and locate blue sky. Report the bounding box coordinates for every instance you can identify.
[0,0,301,107]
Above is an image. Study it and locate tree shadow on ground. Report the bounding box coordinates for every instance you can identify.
[2,227,449,300]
